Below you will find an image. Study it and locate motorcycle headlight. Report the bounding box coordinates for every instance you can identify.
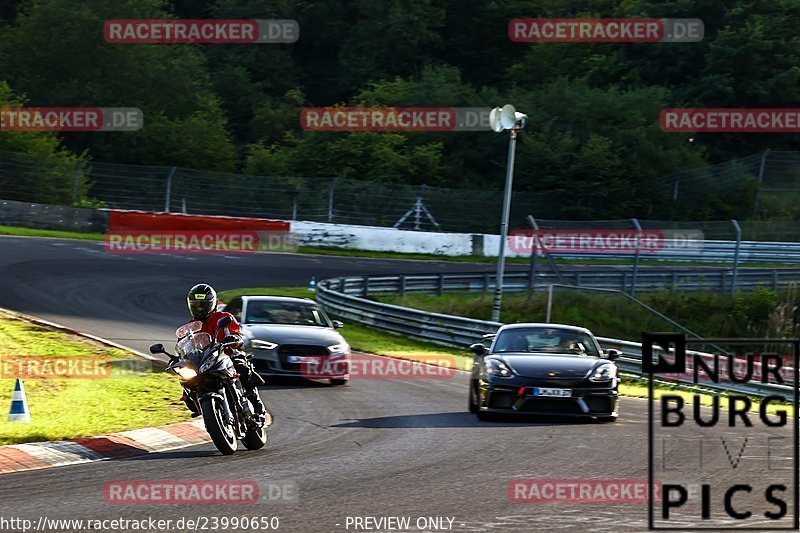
[589,363,617,382]
[327,342,350,356]
[176,366,198,380]
[485,358,513,378]
[250,339,278,350]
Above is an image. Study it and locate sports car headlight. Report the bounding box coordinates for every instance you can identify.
[327,342,350,355]
[250,339,278,350]
[485,358,513,378]
[176,366,198,380]
[589,363,617,382]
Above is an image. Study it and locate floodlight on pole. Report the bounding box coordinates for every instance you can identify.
[489,104,527,323]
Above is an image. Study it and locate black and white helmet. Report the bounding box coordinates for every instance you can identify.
[187,283,216,320]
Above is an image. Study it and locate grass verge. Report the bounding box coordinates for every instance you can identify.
[0,224,104,241]
[0,311,188,445]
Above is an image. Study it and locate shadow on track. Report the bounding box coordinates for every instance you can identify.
[332,412,598,428]
[116,448,223,462]
[261,376,333,390]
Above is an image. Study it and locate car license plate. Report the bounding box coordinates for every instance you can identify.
[533,387,571,397]
[287,355,316,363]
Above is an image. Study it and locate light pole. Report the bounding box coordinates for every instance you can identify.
[489,105,527,322]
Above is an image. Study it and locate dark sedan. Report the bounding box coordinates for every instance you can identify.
[468,323,621,421]
[222,295,350,385]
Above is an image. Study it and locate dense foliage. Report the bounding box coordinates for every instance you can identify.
[1,0,798,219]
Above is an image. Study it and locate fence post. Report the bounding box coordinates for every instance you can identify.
[528,246,537,291]
[363,276,370,297]
[631,218,642,296]
[327,177,338,223]
[437,273,445,296]
[730,219,742,296]
[545,284,554,322]
[71,159,83,204]
[399,275,406,296]
[527,215,563,283]
[164,167,176,213]
[752,149,770,217]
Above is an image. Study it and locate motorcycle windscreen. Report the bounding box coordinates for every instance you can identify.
[175,321,203,339]
[175,331,212,358]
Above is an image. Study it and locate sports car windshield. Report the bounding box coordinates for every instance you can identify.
[244,301,329,327]
[493,328,600,357]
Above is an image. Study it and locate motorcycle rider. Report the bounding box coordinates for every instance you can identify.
[182,283,266,424]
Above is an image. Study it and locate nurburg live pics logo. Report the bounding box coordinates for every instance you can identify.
[644,332,799,530]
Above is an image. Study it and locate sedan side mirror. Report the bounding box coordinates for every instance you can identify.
[217,315,232,329]
[469,343,488,356]
[149,343,166,355]
[332,320,344,329]
[604,348,623,361]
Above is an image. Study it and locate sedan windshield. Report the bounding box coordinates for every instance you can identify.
[244,301,329,327]
[493,327,600,357]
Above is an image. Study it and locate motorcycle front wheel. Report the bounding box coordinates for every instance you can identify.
[242,423,268,450]
[201,396,238,455]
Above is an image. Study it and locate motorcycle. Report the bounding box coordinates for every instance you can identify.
[150,315,268,455]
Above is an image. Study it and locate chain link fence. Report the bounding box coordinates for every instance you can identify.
[1,149,800,233]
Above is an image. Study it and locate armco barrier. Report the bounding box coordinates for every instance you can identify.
[316,273,796,398]
[323,268,800,296]
[107,210,290,232]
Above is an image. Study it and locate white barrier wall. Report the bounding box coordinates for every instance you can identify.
[290,220,526,258]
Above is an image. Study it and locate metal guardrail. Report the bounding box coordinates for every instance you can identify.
[317,273,796,398]
[324,268,800,296]
[552,240,800,264]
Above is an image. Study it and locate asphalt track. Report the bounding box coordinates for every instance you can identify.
[0,236,794,532]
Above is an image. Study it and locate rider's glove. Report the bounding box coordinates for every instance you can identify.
[222,335,240,346]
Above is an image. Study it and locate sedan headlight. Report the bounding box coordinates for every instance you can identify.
[589,363,617,382]
[327,342,350,355]
[250,339,278,350]
[176,366,198,380]
[484,358,513,378]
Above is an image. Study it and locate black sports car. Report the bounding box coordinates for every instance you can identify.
[468,323,621,421]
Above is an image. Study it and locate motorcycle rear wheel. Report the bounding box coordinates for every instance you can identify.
[201,396,237,455]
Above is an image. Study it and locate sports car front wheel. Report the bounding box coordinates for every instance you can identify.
[468,381,479,413]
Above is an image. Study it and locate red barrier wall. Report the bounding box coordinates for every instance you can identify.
[108,210,290,232]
